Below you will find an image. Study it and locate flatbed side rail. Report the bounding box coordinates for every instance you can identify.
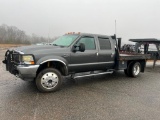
[119,54,151,61]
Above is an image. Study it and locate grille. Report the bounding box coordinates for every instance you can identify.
[5,50,20,74]
[12,53,20,63]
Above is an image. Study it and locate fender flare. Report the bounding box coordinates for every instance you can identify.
[36,56,68,75]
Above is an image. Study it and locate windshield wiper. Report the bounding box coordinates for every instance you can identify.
[52,44,65,47]
[53,44,58,46]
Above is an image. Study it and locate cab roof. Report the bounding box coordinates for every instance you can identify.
[65,32,113,38]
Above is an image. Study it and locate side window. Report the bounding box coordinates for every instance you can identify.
[98,37,111,50]
[77,37,96,50]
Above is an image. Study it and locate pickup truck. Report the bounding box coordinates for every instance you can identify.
[2,33,150,92]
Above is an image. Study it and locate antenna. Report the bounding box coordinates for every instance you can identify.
[48,27,50,44]
[115,20,117,36]
[48,32,49,44]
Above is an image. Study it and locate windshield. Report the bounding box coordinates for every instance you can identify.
[51,35,78,47]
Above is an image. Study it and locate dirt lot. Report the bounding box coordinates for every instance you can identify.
[1,47,160,120]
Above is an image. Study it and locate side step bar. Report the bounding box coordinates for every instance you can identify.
[74,71,114,79]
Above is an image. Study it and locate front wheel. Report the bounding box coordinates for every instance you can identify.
[36,68,63,92]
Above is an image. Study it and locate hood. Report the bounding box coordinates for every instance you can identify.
[11,45,69,55]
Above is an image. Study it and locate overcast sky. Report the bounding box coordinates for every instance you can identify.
[0,0,160,43]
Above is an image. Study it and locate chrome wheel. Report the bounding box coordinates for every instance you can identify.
[133,64,140,76]
[41,72,59,89]
[36,68,62,92]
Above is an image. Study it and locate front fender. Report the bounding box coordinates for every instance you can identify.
[36,56,68,75]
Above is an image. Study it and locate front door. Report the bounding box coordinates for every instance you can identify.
[69,36,98,72]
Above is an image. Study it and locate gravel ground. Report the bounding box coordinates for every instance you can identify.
[0,49,160,120]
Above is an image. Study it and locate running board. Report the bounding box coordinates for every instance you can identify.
[74,71,113,79]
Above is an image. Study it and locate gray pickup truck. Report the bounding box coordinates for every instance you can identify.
[2,33,150,92]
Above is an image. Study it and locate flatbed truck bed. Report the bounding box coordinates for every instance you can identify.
[119,54,151,60]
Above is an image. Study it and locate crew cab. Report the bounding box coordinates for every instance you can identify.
[2,33,150,92]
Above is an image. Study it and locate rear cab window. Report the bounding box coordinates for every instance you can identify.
[98,37,111,50]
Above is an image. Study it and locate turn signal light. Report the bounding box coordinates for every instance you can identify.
[30,61,35,65]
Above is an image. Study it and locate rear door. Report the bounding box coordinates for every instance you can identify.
[97,36,115,70]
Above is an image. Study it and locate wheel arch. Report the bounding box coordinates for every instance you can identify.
[36,56,68,76]
[127,59,146,72]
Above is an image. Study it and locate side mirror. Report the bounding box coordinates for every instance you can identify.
[79,43,85,52]
[72,43,85,52]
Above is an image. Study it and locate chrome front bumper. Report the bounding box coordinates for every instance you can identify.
[3,50,39,81]
[16,65,39,81]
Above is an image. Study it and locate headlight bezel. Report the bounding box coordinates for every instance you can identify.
[21,54,35,65]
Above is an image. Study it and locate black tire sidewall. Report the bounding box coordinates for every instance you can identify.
[125,62,134,77]
[124,69,129,76]
[36,68,62,92]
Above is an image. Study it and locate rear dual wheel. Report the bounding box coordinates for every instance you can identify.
[124,62,141,77]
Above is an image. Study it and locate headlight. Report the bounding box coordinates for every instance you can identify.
[22,55,35,65]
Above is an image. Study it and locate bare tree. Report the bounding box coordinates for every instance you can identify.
[0,24,57,44]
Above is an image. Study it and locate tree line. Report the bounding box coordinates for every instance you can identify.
[0,24,57,44]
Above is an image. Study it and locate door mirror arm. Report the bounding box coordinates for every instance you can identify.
[72,45,77,52]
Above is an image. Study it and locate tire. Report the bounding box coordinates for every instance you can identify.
[124,62,133,77]
[124,69,130,76]
[130,62,141,77]
[36,68,63,92]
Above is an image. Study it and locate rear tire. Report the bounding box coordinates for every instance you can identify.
[130,62,141,77]
[124,62,141,77]
[124,69,130,76]
[124,62,133,77]
[36,68,63,92]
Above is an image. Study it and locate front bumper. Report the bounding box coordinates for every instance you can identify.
[3,50,39,81]
[16,65,39,81]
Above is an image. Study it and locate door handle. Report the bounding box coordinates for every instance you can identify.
[111,53,114,57]
[63,54,69,57]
